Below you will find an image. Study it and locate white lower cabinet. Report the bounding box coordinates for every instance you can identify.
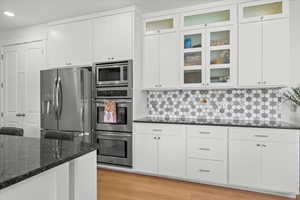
[134,133,157,174]
[133,123,300,195]
[186,126,228,184]
[187,159,227,184]
[134,123,186,178]
[229,128,299,194]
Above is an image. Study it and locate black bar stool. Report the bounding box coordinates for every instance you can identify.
[0,127,24,136]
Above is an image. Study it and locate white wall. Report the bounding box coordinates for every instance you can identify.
[0,24,47,45]
[290,0,300,86]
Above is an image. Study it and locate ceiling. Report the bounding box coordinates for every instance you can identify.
[0,0,221,31]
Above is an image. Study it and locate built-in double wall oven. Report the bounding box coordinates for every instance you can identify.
[93,60,133,167]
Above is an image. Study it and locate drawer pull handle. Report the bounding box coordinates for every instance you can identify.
[199,131,211,135]
[199,169,210,173]
[152,129,162,132]
[199,148,211,151]
[254,135,269,138]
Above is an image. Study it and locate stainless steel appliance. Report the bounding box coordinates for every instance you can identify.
[94,60,133,167]
[96,131,132,166]
[40,66,92,142]
[94,99,132,132]
[95,60,132,87]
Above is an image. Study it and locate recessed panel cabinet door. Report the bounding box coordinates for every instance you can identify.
[229,140,261,188]
[159,32,180,88]
[47,20,92,67]
[93,16,112,62]
[110,12,133,61]
[262,19,290,86]
[134,134,157,174]
[143,35,160,88]
[239,22,262,86]
[158,131,186,178]
[261,142,299,193]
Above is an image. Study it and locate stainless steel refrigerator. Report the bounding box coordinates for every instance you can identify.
[40,66,92,141]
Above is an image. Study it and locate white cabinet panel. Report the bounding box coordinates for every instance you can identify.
[159,32,180,88]
[261,142,299,193]
[158,130,185,177]
[93,12,133,62]
[239,22,262,86]
[229,140,261,188]
[93,16,112,62]
[188,138,227,161]
[262,19,289,86]
[47,20,92,67]
[110,12,133,61]
[187,159,227,184]
[143,31,180,89]
[134,133,157,174]
[143,35,160,88]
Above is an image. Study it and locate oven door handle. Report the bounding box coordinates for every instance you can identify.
[95,103,129,108]
[98,133,132,138]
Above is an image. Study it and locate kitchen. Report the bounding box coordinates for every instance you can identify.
[0,0,300,199]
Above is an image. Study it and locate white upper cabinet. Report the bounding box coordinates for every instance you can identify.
[239,18,290,87]
[239,0,288,23]
[143,18,180,89]
[93,12,133,62]
[47,20,93,67]
[143,34,160,88]
[182,6,236,30]
[182,26,236,88]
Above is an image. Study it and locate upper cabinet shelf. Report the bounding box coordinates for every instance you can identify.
[239,0,288,23]
[144,16,176,35]
[182,6,236,30]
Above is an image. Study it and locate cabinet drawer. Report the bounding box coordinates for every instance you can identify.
[229,128,299,143]
[187,159,227,184]
[187,126,228,139]
[187,138,227,161]
[134,123,185,135]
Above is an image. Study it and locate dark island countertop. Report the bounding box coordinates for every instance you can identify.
[134,117,300,130]
[0,135,96,190]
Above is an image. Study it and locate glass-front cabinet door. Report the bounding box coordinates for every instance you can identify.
[182,6,235,29]
[144,16,176,35]
[182,30,205,85]
[207,27,234,86]
[239,0,287,23]
[182,26,235,87]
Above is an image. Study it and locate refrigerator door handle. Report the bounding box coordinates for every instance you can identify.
[53,78,58,118]
[57,77,63,119]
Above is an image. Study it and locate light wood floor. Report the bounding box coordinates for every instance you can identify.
[98,169,299,200]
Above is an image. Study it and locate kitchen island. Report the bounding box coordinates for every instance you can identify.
[0,134,97,200]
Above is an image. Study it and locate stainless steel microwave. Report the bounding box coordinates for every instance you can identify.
[95,60,132,87]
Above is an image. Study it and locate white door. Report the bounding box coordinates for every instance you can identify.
[110,12,133,61]
[261,142,299,193]
[159,32,180,88]
[239,22,262,86]
[3,45,23,127]
[262,19,290,86]
[158,132,186,178]
[47,20,92,67]
[93,16,112,62]
[143,35,160,88]
[23,42,45,137]
[229,140,261,188]
[134,133,157,174]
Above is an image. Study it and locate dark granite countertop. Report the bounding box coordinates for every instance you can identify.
[0,135,96,190]
[134,117,300,130]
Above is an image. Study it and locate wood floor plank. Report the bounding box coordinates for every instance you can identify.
[98,169,299,200]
